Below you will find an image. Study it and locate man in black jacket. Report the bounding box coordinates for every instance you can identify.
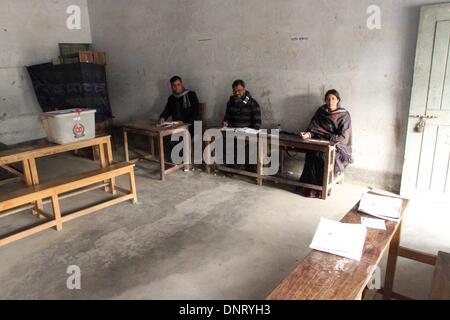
[222,80,261,129]
[158,76,200,164]
[222,80,262,169]
[159,76,200,135]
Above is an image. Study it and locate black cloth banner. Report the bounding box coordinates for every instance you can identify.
[26,63,113,123]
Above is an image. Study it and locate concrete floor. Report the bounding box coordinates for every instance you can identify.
[0,152,448,300]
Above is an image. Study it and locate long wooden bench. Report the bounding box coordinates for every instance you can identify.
[0,162,138,247]
[266,193,409,300]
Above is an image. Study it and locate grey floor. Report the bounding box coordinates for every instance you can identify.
[0,152,448,300]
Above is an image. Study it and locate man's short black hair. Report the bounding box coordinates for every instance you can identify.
[232,79,246,88]
[170,76,182,84]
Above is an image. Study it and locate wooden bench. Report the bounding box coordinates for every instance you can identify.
[266,193,409,300]
[0,162,138,247]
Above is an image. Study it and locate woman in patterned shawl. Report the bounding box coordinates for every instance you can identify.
[298,89,353,198]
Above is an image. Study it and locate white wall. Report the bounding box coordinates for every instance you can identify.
[93,1,443,189]
[0,0,92,145]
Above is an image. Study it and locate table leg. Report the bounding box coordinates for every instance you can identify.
[322,147,331,200]
[184,129,192,170]
[123,129,130,162]
[22,160,33,187]
[28,158,44,219]
[257,137,264,186]
[204,139,212,174]
[51,194,63,231]
[150,135,155,158]
[383,221,403,300]
[159,133,165,181]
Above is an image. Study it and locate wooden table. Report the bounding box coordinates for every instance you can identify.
[0,136,113,188]
[204,131,336,200]
[122,122,191,181]
[261,133,336,200]
[0,136,114,217]
[266,193,409,300]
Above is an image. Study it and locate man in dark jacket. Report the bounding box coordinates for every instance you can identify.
[159,76,200,163]
[222,80,262,168]
[223,80,261,129]
[160,76,200,134]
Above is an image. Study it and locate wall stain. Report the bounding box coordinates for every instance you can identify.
[260,90,272,98]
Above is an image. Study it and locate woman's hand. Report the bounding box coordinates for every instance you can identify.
[222,121,229,128]
[300,132,312,140]
[159,117,165,124]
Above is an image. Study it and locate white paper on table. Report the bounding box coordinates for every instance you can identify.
[307,138,330,145]
[358,193,402,221]
[221,127,236,132]
[158,121,179,128]
[309,218,368,261]
[361,217,387,230]
[235,127,261,135]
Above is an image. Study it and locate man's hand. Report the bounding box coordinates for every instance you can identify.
[300,132,312,140]
[159,117,165,124]
[222,121,229,128]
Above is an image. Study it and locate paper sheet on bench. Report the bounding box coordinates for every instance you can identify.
[358,193,402,221]
[309,218,368,261]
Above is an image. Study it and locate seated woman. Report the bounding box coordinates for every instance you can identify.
[298,89,353,198]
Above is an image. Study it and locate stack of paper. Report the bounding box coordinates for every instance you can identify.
[358,193,403,221]
[309,218,368,261]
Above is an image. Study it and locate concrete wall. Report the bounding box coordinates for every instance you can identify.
[0,0,92,145]
[86,0,439,190]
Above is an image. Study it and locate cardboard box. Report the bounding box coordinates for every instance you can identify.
[79,51,94,63]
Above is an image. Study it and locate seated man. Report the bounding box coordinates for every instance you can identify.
[159,76,200,163]
[159,75,200,135]
[222,80,261,130]
[298,89,353,198]
[222,80,262,168]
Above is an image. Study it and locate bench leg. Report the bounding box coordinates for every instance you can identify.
[123,130,130,162]
[51,194,63,231]
[128,169,138,204]
[98,143,110,193]
[105,140,117,195]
